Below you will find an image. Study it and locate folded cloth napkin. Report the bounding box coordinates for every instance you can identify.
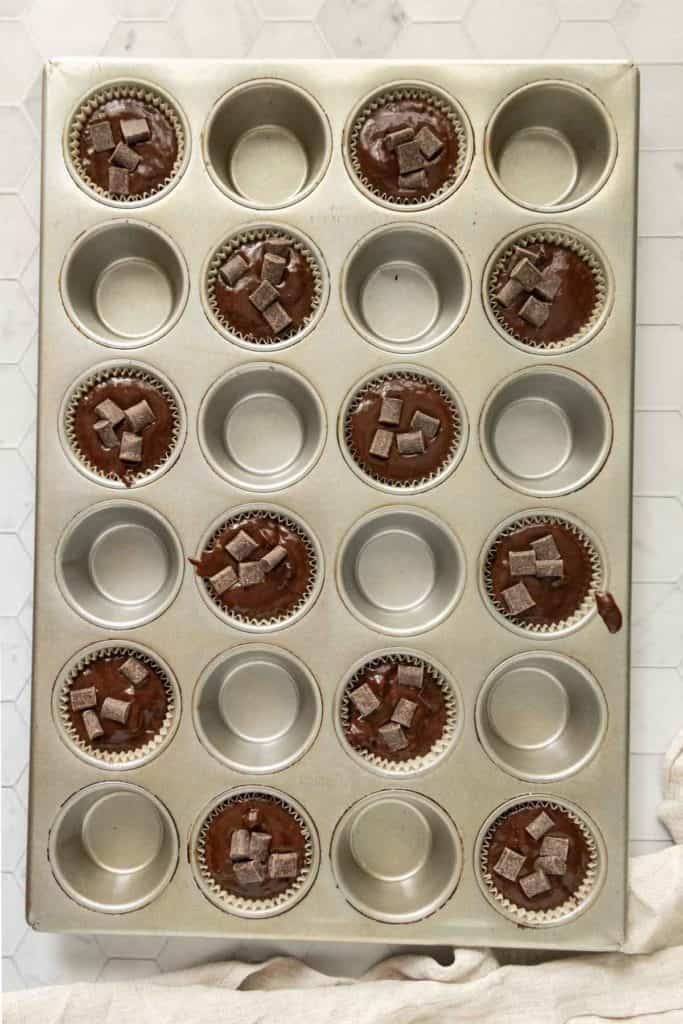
[6,729,683,1024]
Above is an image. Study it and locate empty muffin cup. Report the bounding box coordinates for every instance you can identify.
[342,224,470,354]
[486,80,617,212]
[61,220,189,348]
[337,507,464,635]
[56,500,184,629]
[204,79,331,209]
[199,364,326,491]
[331,791,462,923]
[48,782,178,913]
[476,652,607,782]
[194,645,322,773]
[480,366,612,496]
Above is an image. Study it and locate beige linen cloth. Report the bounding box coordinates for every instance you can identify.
[6,729,683,1024]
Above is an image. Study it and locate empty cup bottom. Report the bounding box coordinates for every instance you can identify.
[497,127,578,208]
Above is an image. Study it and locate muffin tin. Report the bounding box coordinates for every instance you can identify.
[28,59,637,952]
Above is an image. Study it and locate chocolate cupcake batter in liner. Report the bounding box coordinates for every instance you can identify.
[347,83,469,208]
[337,652,459,776]
[486,228,610,351]
[193,789,317,918]
[477,798,602,927]
[62,363,184,488]
[66,81,187,204]
[54,643,179,769]
[205,226,326,348]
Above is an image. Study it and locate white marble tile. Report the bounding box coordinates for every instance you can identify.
[554,0,621,19]
[98,958,161,982]
[630,753,670,840]
[20,164,41,227]
[0,197,37,281]
[633,412,683,495]
[26,0,116,57]
[102,20,189,57]
[632,497,683,581]
[402,0,470,17]
[20,248,40,311]
[111,0,176,16]
[631,667,683,753]
[171,0,260,57]
[635,325,683,409]
[0,23,42,106]
[2,956,25,992]
[19,338,37,395]
[0,617,31,702]
[15,681,31,727]
[98,935,167,959]
[639,64,683,151]
[638,152,683,238]
[0,107,38,192]
[543,21,628,59]
[631,582,683,668]
[0,539,31,619]
[1,702,30,786]
[250,21,331,57]
[614,0,683,62]
[2,786,28,872]
[19,508,35,559]
[19,422,37,477]
[0,366,36,448]
[0,283,36,366]
[2,873,27,956]
[465,0,557,58]
[23,74,43,133]
[257,0,324,16]
[14,765,29,809]
[15,932,105,987]
[318,0,406,57]
[629,839,672,857]
[637,238,683,325]
[0,451,33,533]
[389,20,476,58]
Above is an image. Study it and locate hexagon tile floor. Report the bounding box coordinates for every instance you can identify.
[2,0,683,993]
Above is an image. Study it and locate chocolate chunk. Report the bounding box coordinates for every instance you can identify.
[245,808,260,828]
[226,530,259,562]
[495,278,524,307]
[384,127,414,152]
[369,427,393,459]
[261,253,287,286]
[100,696,131,724]
[239,561,265,588]
[531,534,561,561]
[398,169,428,191]
[536,558,564,578]
[534,855,567,876]
[220,254,249,287]
[511,244,541,268]
[535,270,561,302]
[378,721,409,752]
[110,141,141,172]
[233,859,267,886]
[70,686,97,712]
[415,125,444,160]
[493,846,526,882]
[261,545,287,573]
[119,431,143,463]
[94,419,119,450]
[540,835,570,860]
[397,431,425,455]
[119,657,148,687]
[264,237,291,259]
[519,869,552,899]
[88,121,115,153]
[396,140,424,175]
[410,409,441,439]
[378,396,403,427]
[249,832,272,861]
[95,398,125,427]
[519,295,551,328]
[82,709,104,742]
[501,581,536,616]
[391,697,417,728]
[249,279,279,312]
[397,664,424,689]
[510,257,543,292]
[509,550,536,576]
[108,165,130,195]
[229,828,251,861]
[525,811,555,841]
[124,399,156,433]
[209,564,238,595]
[349,682,380,718]
[267,851,299,879]
[262,301,293,334]
[120,117,150,145]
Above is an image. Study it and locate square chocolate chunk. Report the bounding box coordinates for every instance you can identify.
[410,409,440,439]
[261,253,287,286]
[514,244,541,264]
[540,835,570,860]
[261,545,287,573]
[268,851,299,879]
[534,855,567,876]
[501,582,536,616]
[510,257,543,292]
[535,270,561,302]
[378,721,409,752]
[535,558,564,578]
[249,279,279,312]
[264,237,291,259]
[349,682,380,718]
[233,859,267,886]
[519,869,552,899]
[493,846,526,883]
[378,396,403,427]
[397,663,424,689]
[369,428,393,460]
[230,828,251,861]
[125,399,156,433]
[239,561,265,588]
[120,117,151,145]
[95,398,125,427]
[398,169,428,191]
[120,657,148,687]
[495,278,524,308]
[249,832,272,861]
[519,295,551,329]
[94,419,119,450]
[226,529,259,562]
[396,431,425,455]
[525,810,555,841]
[220,254,249,287]
[245,808,260,828]
[110,141,141,172]
[531,534,561,561]
[391,697,417,728]
[384,127,414,152]
[108,165,130,195]
[82,709,104,742]
[263,301,293,335]
[70,686,97,712]
[119,431,143,463]
[415,125,444,160]
[210,564,238,596]
[89,121,115,153]
[100,696,131,725]
[509,550,536,576]
[396,140,424,175]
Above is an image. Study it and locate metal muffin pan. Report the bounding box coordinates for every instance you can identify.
[29,59,637,953]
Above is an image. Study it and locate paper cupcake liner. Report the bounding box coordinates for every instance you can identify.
[338,653,459,775]
[483,513,604,635]
[342,370,463,491]
[194,790,316,918]
[486,228,609,351]
[348,84,468,207]
[199,510,321,629]
[62,363,183,488]
[478,798,601,927]
[67,81,186,204]
[205,227,325,347]
[55,644,179,769]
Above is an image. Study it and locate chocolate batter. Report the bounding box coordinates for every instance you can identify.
[347,376,457,484]
[485,804,591,912]
[596,591,623,633]
[78,97,179,196]
[491,241,599,346]
[489,523,594,627]
[203,798,306,900]
[71,376,175,485]
[344,660,447,762]
[211,238,316,342]
[191,515,312,621]
[67,654,168,753]
[354,96,459,200]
